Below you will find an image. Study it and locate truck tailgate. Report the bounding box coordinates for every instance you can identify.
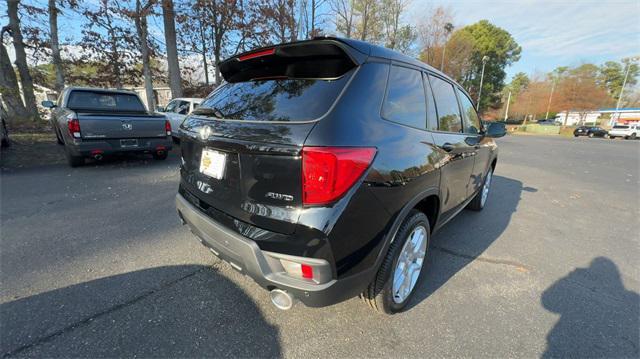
[78,113,167,139]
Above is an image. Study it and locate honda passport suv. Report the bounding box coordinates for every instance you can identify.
[175,37,506,314]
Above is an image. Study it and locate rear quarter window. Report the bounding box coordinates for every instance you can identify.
[381,65,427,129]
[429,75,462,133]
[193,71,353,122]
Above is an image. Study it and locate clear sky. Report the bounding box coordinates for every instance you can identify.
[406,0,640,79]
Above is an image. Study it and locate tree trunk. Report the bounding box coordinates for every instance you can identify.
[7,0,39,121]
[48,0,65,93]
[135,0,155,111]
[0,41,29,121]
[198,18,209,86]
[162,0,182,98]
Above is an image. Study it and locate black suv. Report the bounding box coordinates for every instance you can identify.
[175,38,506,314]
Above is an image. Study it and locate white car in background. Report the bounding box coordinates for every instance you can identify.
[158,97,203,141]
[608,124,639,139]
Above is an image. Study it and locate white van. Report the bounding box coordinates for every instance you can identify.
[608,124,639,139]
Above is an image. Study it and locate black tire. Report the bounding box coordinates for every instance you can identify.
[467,167,493,211]
[361,210,431,314]
[588,132,594,138]
[55,127,64,145]
[631,133,637,140]
[610,136,616,140]
[172,136,180,145]
[65,147,84,167]
[153,151,168,160]
[574,134,578,137]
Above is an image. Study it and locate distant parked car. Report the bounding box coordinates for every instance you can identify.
[43,87,173,167]
[608,124,639,139]
[537,119,558,125]
[157,97,203,141]
[573,126,608,138]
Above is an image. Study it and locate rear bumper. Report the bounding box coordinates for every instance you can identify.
[67,137,172,156]
[175,193,371,307]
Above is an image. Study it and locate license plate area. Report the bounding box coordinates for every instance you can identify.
[120,139,138,147]
[200,148,227,180]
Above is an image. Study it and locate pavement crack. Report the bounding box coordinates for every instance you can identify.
[433,246,530,272]
[2,267,207,358]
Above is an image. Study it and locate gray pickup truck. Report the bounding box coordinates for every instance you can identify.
[43,87,172,167]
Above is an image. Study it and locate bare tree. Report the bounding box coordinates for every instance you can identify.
[257,0,298,44]
[132,0,156,111]
[6,0,39,120]
[0,34,28,121]
[353,0,381,42]
[300,0,327,38]
[162,0,183,98]
[47,0,77,92]
[331,0,356,38]
[202,0,240,84]
[416,5,453,65]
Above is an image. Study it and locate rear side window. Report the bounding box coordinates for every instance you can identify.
[429,75,462,133]
[193,72,352,122]
[67,91,146,112]
[613,125,628,129]
[382,66,427,129]
[456,88,481,134]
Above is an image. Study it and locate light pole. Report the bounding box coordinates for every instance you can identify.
[440,23,454,72]
[504,90,511,121]
[476,55,489,111]
[614,59,636,124]
[544,78,556,120]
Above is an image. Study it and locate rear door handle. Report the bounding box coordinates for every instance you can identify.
[440,143,454,152]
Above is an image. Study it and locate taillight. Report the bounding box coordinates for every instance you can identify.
[67,116,81,138]
[302,147,376,205]
[238,48,275,61]
[165,120,171,136]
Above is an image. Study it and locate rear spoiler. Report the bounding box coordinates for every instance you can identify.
[218,38,368,83]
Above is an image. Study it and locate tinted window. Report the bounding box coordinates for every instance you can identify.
[457,88,481,134]
[67,91,146,112]
[382,66,427,129]
[193,72,352,122]
[165,100,179,112]
[429,75,462,133]
[424,74,439,131]
[175,101,190,115]
[613,125,628,129]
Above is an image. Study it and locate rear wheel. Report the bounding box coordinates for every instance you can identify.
[631,133,637,140]
[361,210,430,314]
[467,168,493,211]
[65,148,84,167]
[610,136,616,140]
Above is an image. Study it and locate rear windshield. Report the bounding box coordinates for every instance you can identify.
[613,125,629,129]
[67,91,146,112]
[192,71,353,122]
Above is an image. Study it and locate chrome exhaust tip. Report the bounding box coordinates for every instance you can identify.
[270,289,296,310]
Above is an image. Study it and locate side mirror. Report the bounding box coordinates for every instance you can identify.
[485,122,507,138]
[155,105,165,112]
[41,100,55,109]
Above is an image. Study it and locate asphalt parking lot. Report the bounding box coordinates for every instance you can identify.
[1,134,639,358]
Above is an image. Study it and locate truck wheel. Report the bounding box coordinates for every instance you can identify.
[55,128,64,145]
[467,168,493,211]
[153,151,168,160]
[361,210,430,314]
[65,148,84,167]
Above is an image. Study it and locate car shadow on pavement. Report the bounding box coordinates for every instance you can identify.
[407,175,530,310]
[1,265,280,358]
[541,257,639,358]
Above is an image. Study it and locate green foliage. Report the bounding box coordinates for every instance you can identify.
[453,20,522,111]
[599,58,639,100]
